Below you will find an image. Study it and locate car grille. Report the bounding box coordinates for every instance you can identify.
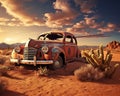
[23,47,37,60]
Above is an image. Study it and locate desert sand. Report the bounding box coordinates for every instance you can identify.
[0,51,120,96]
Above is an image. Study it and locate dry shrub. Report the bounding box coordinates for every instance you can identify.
[0,49,11,65]
[0,55,10,65]
[0,49,12,55]
[74,64,104,81]
[0,78,8,93]
[36,66,49,76]
[0,65,10,76]
[0,56,6,64]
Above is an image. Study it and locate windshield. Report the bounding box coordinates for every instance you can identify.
[38,33,64,42]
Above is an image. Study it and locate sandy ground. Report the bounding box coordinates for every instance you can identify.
[0,51,120,96]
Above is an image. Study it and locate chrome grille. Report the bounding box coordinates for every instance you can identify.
[23,47,37,60]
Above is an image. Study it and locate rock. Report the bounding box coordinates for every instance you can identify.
[106,41,120,50]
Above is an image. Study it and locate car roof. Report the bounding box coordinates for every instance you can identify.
[40,31,74,36]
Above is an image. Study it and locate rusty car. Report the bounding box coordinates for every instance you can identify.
[10,32,80,69]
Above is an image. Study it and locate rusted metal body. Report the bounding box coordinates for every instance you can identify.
[10,32,79,67]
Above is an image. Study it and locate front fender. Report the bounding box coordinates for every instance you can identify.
[51,47,65,61]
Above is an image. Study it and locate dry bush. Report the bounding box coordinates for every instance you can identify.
[0,54,10,65]
[0,65,11,76]
[0,49,12,56]
[36,66,49,76]
[74,64,104,81]
[81,45,119,78]
[0,56,7,65]
[0,78,8,94]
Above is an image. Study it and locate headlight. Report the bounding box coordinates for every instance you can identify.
[14,46,21,53]
[41,46,49,53]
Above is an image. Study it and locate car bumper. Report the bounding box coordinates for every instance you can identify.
[10,58,53,66]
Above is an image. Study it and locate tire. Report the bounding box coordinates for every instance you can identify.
[51,56,63,69]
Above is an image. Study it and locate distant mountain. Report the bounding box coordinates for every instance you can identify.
[10,43,25,48]
[78,45,99,50]
[0,42,24,49]
[0,43,10,49]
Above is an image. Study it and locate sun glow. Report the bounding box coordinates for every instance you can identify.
[4,38,14,44]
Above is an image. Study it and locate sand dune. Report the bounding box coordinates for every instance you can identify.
[0,51,120,96]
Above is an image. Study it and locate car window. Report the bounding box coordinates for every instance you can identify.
[38,33,63,41]
[65,35,77,44]
[65,35,73,43]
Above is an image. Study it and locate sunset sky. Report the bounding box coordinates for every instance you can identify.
[0,0,120,46]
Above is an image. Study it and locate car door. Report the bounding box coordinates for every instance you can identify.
[64,34,77,60]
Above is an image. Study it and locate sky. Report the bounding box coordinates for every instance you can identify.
[0,0,120,46]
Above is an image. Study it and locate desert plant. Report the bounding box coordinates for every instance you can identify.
[1,49,12,55]
[81,45,119,78]
[0,65,11,76]
[0,56,6,64]
[0,78,8,94]
[74,64,104,81]
[37,66,49,76]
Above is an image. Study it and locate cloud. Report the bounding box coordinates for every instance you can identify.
[39,0,48,3]
[0,28,4,33]
[67,27,90,35]
[0,17,9,26]
[66,16,101,34]
[76,33,109,38]
[0,17,9,22]
[0,17,23,26]
[44,0,79,28]
[66,15,119,34]
[0,0,45,26]
[98,23,118,33]
[74,0,96,14]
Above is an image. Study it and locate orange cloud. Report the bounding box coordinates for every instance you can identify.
[84,16,103,29]
[0,17,23,26]
[76,33,109,38]
[66,27,90,35]
[98,23,117,33]
[0,17,9,26]
[66,16,101,33]
[44,0,79,28]
[66,16,118,35]
[0,0,45,26]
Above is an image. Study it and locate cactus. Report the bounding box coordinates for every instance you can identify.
[81,45,119,78]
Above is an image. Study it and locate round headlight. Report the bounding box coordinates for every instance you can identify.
[41,46,49,53]
[14,46,21,53]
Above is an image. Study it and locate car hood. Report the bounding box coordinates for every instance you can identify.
[25,39,63,49]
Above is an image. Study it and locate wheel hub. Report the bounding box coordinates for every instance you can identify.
[54,60,61,68]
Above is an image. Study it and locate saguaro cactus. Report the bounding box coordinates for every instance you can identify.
[81,45,119,78]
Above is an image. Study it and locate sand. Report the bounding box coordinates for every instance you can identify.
[1,51,120,96]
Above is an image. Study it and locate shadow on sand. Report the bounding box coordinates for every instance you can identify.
[1,90,26,96]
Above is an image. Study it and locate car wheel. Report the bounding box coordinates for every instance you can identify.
[52,56,63,69]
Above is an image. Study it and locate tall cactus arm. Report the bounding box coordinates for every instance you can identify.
[82,51,98,67]
[104,54,112,66]
[99,45,104,64]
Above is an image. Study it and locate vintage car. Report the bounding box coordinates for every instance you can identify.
[10,32,80,69]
